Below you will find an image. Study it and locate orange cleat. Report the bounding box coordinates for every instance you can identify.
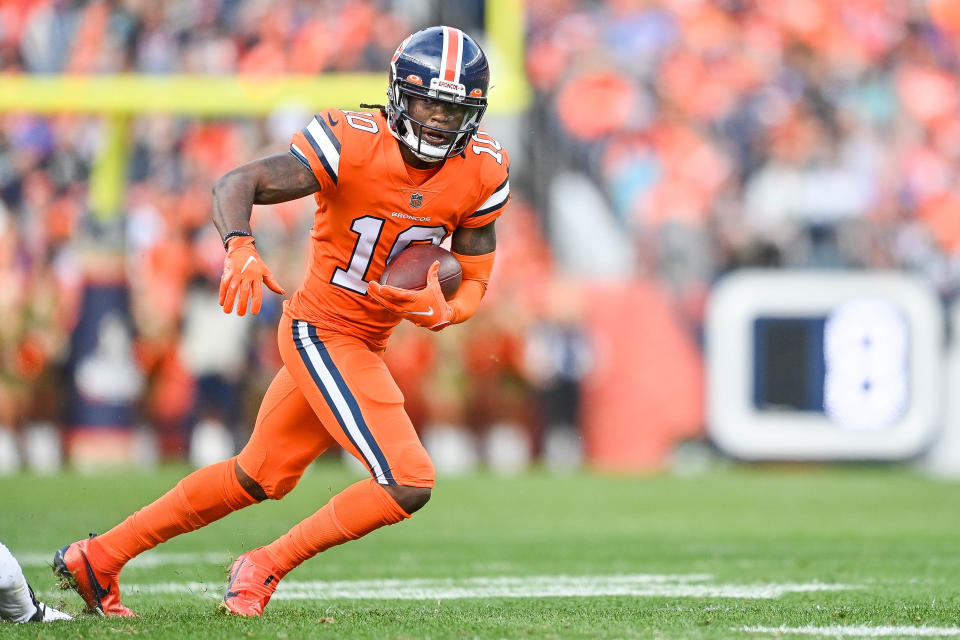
[221,547,282,617]
[52,534,137,618]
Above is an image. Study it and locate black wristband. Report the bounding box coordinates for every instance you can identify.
[222,230,254,250]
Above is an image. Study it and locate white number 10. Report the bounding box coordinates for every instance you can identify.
[331,216,447,294]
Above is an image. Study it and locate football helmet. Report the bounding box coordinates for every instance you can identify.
[386,26,489,161]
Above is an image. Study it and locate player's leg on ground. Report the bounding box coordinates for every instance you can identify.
[0,542,71,622]
[91,365,331,569]
[90,362,330,573]
[53,453,262,616]
[55,365,331,616]
[221,318,435,616]
[266,321,435,567]
[222,478,414,616]
[87,458,257,572]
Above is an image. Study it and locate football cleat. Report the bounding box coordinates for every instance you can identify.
[53,534,136,617]
[220,547,281,617]
[27,584,73,622]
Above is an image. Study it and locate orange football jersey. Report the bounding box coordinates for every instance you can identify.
[286,109,510,349]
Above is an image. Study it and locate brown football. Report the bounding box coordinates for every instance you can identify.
[380,244,462,300]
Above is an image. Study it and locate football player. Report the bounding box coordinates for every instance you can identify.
[0,542,72,623]
[54,26,509,617]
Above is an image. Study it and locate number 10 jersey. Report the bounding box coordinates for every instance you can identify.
[284,109,510,350]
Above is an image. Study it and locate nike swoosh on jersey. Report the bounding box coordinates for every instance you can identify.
[327,113,339,127]
[406,307,434,317]
[241,256,258,274]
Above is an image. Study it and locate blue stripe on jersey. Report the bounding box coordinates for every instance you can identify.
[469,176,510,218]
[300,123,338,185]
[289,146,311,171]
[469,197,509,218]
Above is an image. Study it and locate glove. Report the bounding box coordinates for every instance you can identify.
[219,236,286,316]
[367,261,453,331]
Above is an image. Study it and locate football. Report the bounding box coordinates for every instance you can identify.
[380,244,462,300]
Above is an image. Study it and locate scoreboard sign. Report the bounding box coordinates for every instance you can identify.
[706,270,942,460]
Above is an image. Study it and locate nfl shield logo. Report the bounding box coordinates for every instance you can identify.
[410,192,424,208]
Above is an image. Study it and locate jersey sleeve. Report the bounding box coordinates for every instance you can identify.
[459,136,511,229]
[289,109,345,192]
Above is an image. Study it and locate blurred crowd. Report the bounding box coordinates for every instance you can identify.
[526,0,960,329]
[0,0,413,74]
[0,0,564,474]
[1,0,958,472]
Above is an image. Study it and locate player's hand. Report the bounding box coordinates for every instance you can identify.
[367,261,453,331]
[219,236,286,316]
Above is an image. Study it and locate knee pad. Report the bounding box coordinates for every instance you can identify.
[384,442,435,488]
[237,440,311,500]
[239,460,304,500]
[262,472,303,500]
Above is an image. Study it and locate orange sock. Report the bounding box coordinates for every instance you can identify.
[264,479,410,576]
[88,458,259,574]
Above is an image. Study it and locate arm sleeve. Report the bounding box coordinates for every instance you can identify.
[448,250,496,324]
[289,110,344,192]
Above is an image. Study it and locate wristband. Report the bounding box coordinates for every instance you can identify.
[222,230,254,249]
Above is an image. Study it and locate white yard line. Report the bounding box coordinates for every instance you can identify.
[741,625,960,637]
[112,575,855,601]
[21,550,858,601]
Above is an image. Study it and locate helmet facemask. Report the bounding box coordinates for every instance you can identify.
[388,80,486,162]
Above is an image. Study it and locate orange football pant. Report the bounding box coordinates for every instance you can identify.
[88,312,433,575]
[241,313,435,494]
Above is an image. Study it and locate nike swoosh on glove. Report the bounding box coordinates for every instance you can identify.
[219,236,286,316]
[367,261,454,331]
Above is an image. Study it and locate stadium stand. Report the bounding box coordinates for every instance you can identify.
[0,0,958,471]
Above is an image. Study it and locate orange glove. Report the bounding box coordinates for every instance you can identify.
[219,236,285,316]
[367,261,454,331]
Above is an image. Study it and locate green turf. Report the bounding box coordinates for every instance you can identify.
[1,463,959,638]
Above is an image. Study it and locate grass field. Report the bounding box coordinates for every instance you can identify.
[2,463,959,639]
